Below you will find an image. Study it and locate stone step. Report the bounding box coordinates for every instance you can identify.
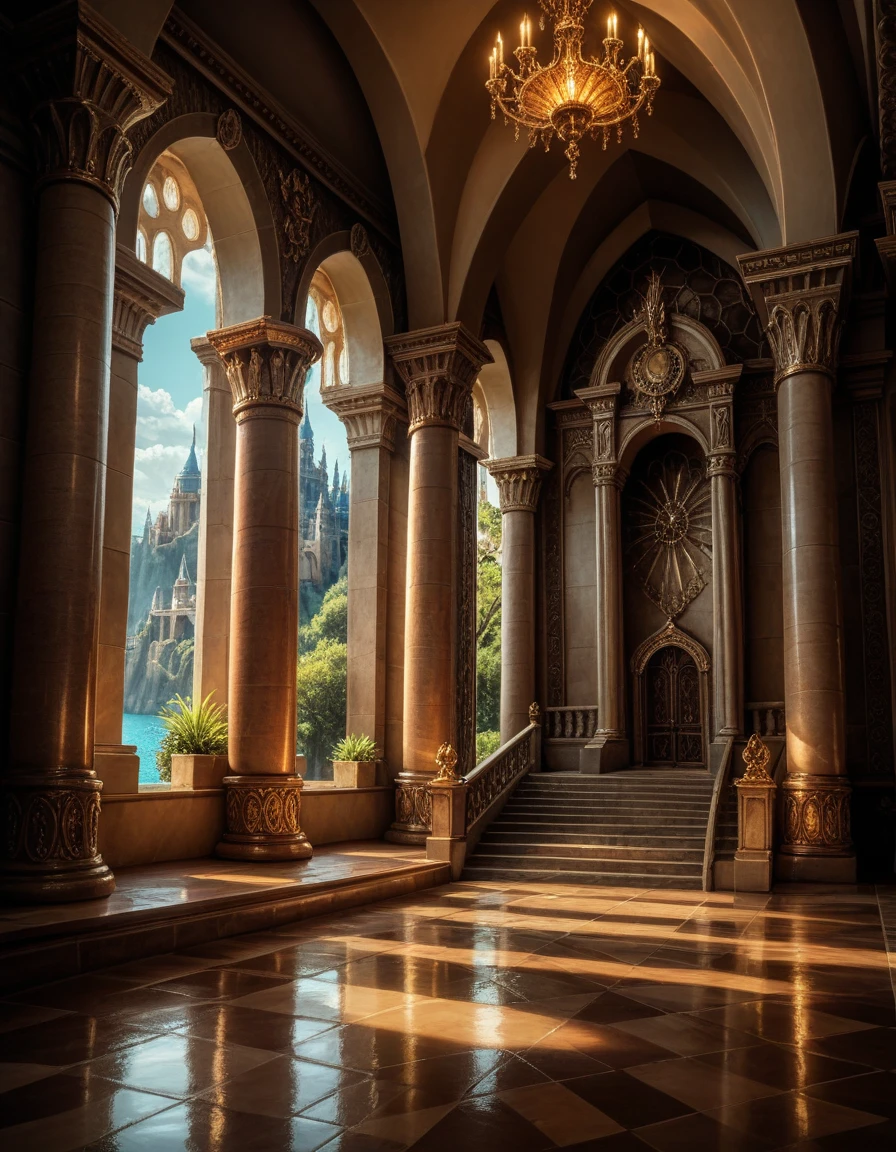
[475,841,704,863]
[503,804,711,819]
[465,850,702,876]
[498,812,709,828]
[515,789,713,801]
[481,829,707,849]
[461,864,704,890]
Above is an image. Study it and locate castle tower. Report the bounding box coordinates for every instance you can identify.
[168,427,201,539]
[172,554,192,609]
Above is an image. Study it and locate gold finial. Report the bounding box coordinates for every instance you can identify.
[738,732,773,784]
[528,701,541,726]
[433,741,460,784]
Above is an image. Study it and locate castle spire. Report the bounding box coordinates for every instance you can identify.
[300,406,314,441]
[177,554,190,583]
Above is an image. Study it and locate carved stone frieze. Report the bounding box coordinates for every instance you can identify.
[207,317,322,419]
[112,244,184,359]
[217,775,311,860]
[350,222,370,258]
[780,775,852,856]
[737,235,857,386]
[216,107,242,150]
[706,454,737,477]
[385,324,492,434]
[15,3,172,208]
[563,425,593,463]
[710,404,732,450]
[323,383,407,452]
[278,168,318,262]
[487,455,553,512]
[592,462,624,488]
[878,0,896,180]
[394,782,433,834]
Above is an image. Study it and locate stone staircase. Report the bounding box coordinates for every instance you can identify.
[463,769,714,889]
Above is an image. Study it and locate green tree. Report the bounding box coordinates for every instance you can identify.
[296,636,347,777]
[300,575,347,653]
[476,500,502,739]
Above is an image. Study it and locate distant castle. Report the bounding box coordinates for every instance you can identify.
[124,415,348,714]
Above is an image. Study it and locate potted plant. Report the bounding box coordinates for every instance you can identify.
[331,733,379,788]
[157,693,229,789]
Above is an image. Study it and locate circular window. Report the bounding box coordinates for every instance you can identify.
[136,229,147,263]
[181,208,200,241]
[152,231,173,281]
[142,182,159,218]
[162,176,180,211]
[322,299,339,332]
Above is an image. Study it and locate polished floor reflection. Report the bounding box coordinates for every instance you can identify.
[2,881,895,1151]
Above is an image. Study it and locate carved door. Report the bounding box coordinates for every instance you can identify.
[644,646,704,766]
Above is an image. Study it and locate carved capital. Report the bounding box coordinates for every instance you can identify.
[217,775,311,862]
[322,382,408,452]
[206,316,322,420]
[486,454,553,512]
[112,244,183,359]
[737,234,857,386]
[385,323,492,434]
[780,774,852,857]
[592,461,625,488]
[15,2,172,209]
[706,453,737,478]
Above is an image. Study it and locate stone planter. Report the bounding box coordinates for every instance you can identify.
[333,760,377,788]
[171,754,229,790]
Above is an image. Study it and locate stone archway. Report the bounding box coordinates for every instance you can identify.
[631,623,711,769]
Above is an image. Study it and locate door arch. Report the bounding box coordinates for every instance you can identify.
[632,623,710,768]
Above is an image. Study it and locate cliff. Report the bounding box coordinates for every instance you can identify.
[128,523,199,634]
[124,625,195,714]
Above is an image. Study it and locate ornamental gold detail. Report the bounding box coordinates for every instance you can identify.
[781,774,852,855]
[224,779,302,837]
[385,324,492,434]
[432,742,461,785]
[207,317,322,417]
[1,778,102,865]
[737,733,774,784]
[395,782,433,831]
[629,273,687,419]
[278,168,318,262]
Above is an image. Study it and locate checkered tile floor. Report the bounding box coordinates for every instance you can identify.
[2,881,895,1150]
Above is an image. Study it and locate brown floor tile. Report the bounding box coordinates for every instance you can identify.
[611,1013,755,1057]
[374,1047,509,1095]
[172,1002,336,1051]
[499,1080,625,1144]
[804,1027,896,1069]
[778,1117,896,1151]
[695,1000,876,1045]
[151,967,293,1000]
[563,1069,695,1128]
[547,1020,679,1069]
[707,1088,886,1144]
[69,1031,279,1098]
[199,1054,369,1117]
[768,991,896,1028]
[572,991,667,1026]
[802,1070,896,1117]
[403,1094,552,1152]
[626,1055,781,1111]
[0,1012,168,1066]
[695,1041,869,1090]
[635,1109,775,1151]
[303,1079,446,1128]
[0,1002,72,1033]
[84,1098,342,1151]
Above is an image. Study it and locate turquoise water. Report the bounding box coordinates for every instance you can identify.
[123,713,166,784]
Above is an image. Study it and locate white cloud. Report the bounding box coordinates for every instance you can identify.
[181,246,218,306]
[132,387,205,533]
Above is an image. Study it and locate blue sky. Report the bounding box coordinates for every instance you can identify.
[132,248,350,535]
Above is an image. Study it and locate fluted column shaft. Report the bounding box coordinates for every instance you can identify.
[487,456,552,741]
[576,383,628,773]
[94,248,183,794]
[384,325,492,842]
[0,4,170,902]
[191,336,236,710]
[207,317,321,862]
[739,234,857,882]
[323,383,407,752]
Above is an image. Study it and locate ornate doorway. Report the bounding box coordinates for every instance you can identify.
[644,646,704,766]
[632,623,710,768]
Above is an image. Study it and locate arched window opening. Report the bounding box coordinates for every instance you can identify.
[296,281,351,779]
[473,387,502,761]
[124,150,218,787]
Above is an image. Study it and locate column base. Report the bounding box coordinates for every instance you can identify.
[0,773,115,903]
[94,744,140,795]
[734,849,773,892]
[775,853,857,884]
[215,775,313,863]
[386,774,433,844]
[580,735,629,774]
[777,773,855,883]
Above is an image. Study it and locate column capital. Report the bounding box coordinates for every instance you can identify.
[190,334,222,370]
[574,381,622,414]
[14,1,172,209]
[206,317,322,421]
[737,233,858,387]
[485,454,553,512]
[112,244,183,360]
[384,323,492,434]
[321,382,408,452]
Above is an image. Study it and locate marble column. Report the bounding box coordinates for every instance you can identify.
[191,336,236,711]
[383,324,492,842]
[323,382,407,753]
[576,384,628,773]
[696,365,744,761]
[486,456,552,742]
[739,234,857,882]
[94,247,183,795]
[0,5,170,902]
[206,317,322,861]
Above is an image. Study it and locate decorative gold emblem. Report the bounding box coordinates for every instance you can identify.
[737,733,774,784]
[630,273,687,419]
[433,742,461,784]
[278,168,318,262]
[529,701,542,726]
[216,109,242,151]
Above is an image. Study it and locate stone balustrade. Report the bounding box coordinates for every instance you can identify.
[745,702,786,738]
[544,705,599,740]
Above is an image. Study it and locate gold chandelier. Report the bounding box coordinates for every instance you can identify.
[486,0,660,178]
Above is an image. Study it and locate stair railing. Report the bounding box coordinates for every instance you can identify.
[426,704,542,879]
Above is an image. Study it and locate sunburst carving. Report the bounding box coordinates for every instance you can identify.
[625,451,711,618]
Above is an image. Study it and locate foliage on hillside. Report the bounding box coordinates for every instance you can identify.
[477,500,502,740]
[297,576,348,777]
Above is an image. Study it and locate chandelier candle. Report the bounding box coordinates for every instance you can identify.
[486,0,660,178]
